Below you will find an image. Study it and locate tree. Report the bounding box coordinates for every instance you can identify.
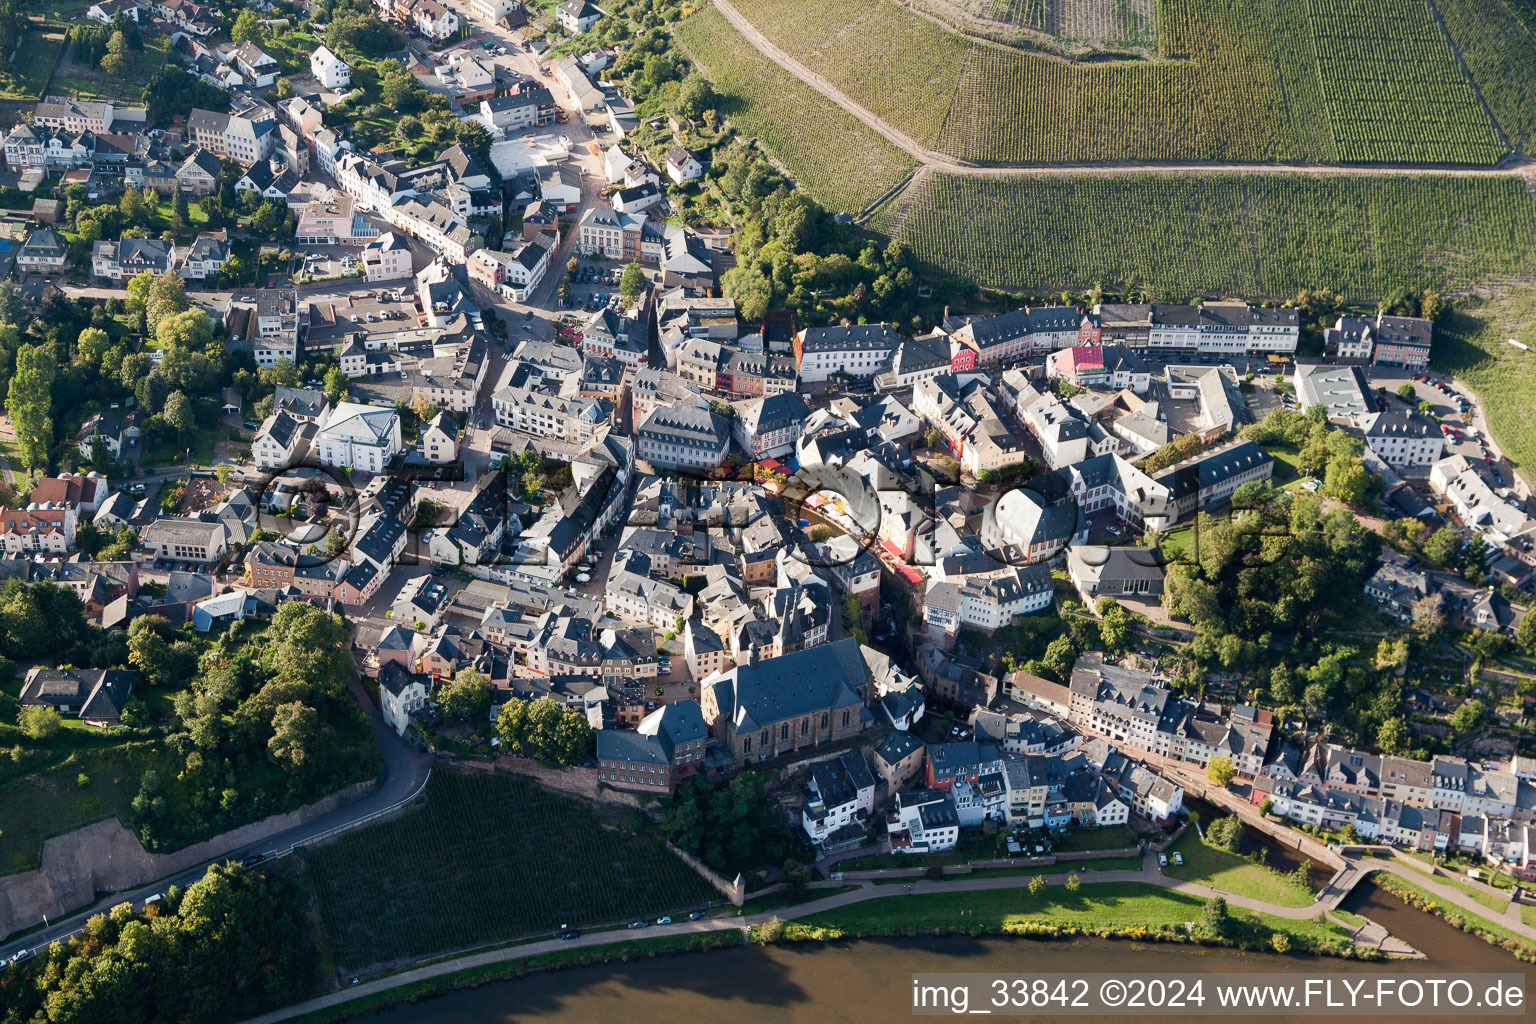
[1205,755,1236,788]
[171,184,189,227]
[7,344,56,471]
[1449,698,1486,735]
[323,366,349,404]
[1422,525,1464,569]
[1322,455,1373,506]
[1206,815,1243,853]
[1201,896,1231,938]
[164,390,195,438]
[1375,717,1410,756]
[1396,383,1415,399]
[267,702,321,773]
[1028,874,1045,895]
[19,704,63,739]
[1517,609,1536,655]
[493,697,527,751]
[619,262,646,304]
[1064,873,1080,892]
[1410,593,1445,638]
[231,8,264,43]
[674,73,714,118]
[438,668,492,720]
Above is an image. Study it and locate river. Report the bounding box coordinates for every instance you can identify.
[359,882,1533,1024]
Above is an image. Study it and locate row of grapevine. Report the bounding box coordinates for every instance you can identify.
[937,0,1333,164]
[675,9,916,214]
[306,771,717,970]
[727,0,1515,167]
[1305,0,1506,164]
[869,172,1536,299]
[1434,0,1536,153]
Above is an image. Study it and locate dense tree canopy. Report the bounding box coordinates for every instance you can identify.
[0,864,317,1024]
[662,771,798,875]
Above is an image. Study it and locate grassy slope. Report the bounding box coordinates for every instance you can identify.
[0,744,159,874]
[869,172,1536,300]
[301,770,718,971]
[1162,832,1314,908]
[673,8,915,214]
[1431,285,1536,473]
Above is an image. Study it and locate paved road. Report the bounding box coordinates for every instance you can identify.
[706,0,1536,187]
[0,676,431,962]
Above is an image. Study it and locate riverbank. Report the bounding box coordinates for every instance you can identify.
[281,932,745,1024]
[765,881,1371,959]
[1370,872,1536,964]
[241,870,1385,1024]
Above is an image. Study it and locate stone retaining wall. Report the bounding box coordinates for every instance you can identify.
[0,779,376,940]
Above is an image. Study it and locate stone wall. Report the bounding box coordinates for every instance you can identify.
[0,779,376,940]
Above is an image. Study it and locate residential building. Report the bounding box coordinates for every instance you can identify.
[794,323,902,383]
[732,392,810,460]
[311,44,352,89]
[1066,544,1166,604]
[91,238,176,280]
[1357,409,1444,468]
[19,668,133,726]
[16,227,67,274]
[139,517,228,563]
[557,0,602,32]
[360,231,414,283]
[635,404,729,472]
[887,789,960,854]
[316,402,403,474]
[802,749,876,846]
[666,145,702,184]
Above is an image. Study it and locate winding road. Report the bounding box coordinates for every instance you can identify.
[708,0,1536,186]
[0,676,432,964]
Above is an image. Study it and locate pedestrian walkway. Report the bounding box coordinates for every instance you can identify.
[237,848,1404,1024]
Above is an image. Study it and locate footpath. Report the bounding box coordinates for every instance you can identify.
[240,847,1443,1024]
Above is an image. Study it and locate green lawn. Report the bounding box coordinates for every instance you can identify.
[0,24,65,101]
[1429,870,1510,914]
[1259,442,1303,487]
[300,771,719,972]
[739,885,857,915]
[1051,824,1141,853]
[799,880,1355,952]
[1162,831,1314,908]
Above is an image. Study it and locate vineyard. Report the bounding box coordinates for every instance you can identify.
[868,171,1536,299]
[937,0,1334,163]
[674,8,916,214]
[1304,0,1505,164]
[1434,0,1536,153]
[302,770,717,971]
[723,0,1512,166]
[924,0,1155,48]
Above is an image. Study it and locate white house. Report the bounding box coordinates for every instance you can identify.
[417,412,459,464]
[888,789,960,854]
[310,44,352,90]
[379,661,431,735]
[801,749,876,846]
[556,0,602,33]
[665,145,702,184]
[316,402,403,474]
[252,411,313,471]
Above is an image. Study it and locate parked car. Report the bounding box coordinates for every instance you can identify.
[655,915,672,925]
[628,920,647,929]
[1158,853,1168,868]
[689,910,706,920]
[561,930,581,940]
[1172,852,1184,866]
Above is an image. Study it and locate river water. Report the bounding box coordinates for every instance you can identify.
[361,882,1533,1024]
